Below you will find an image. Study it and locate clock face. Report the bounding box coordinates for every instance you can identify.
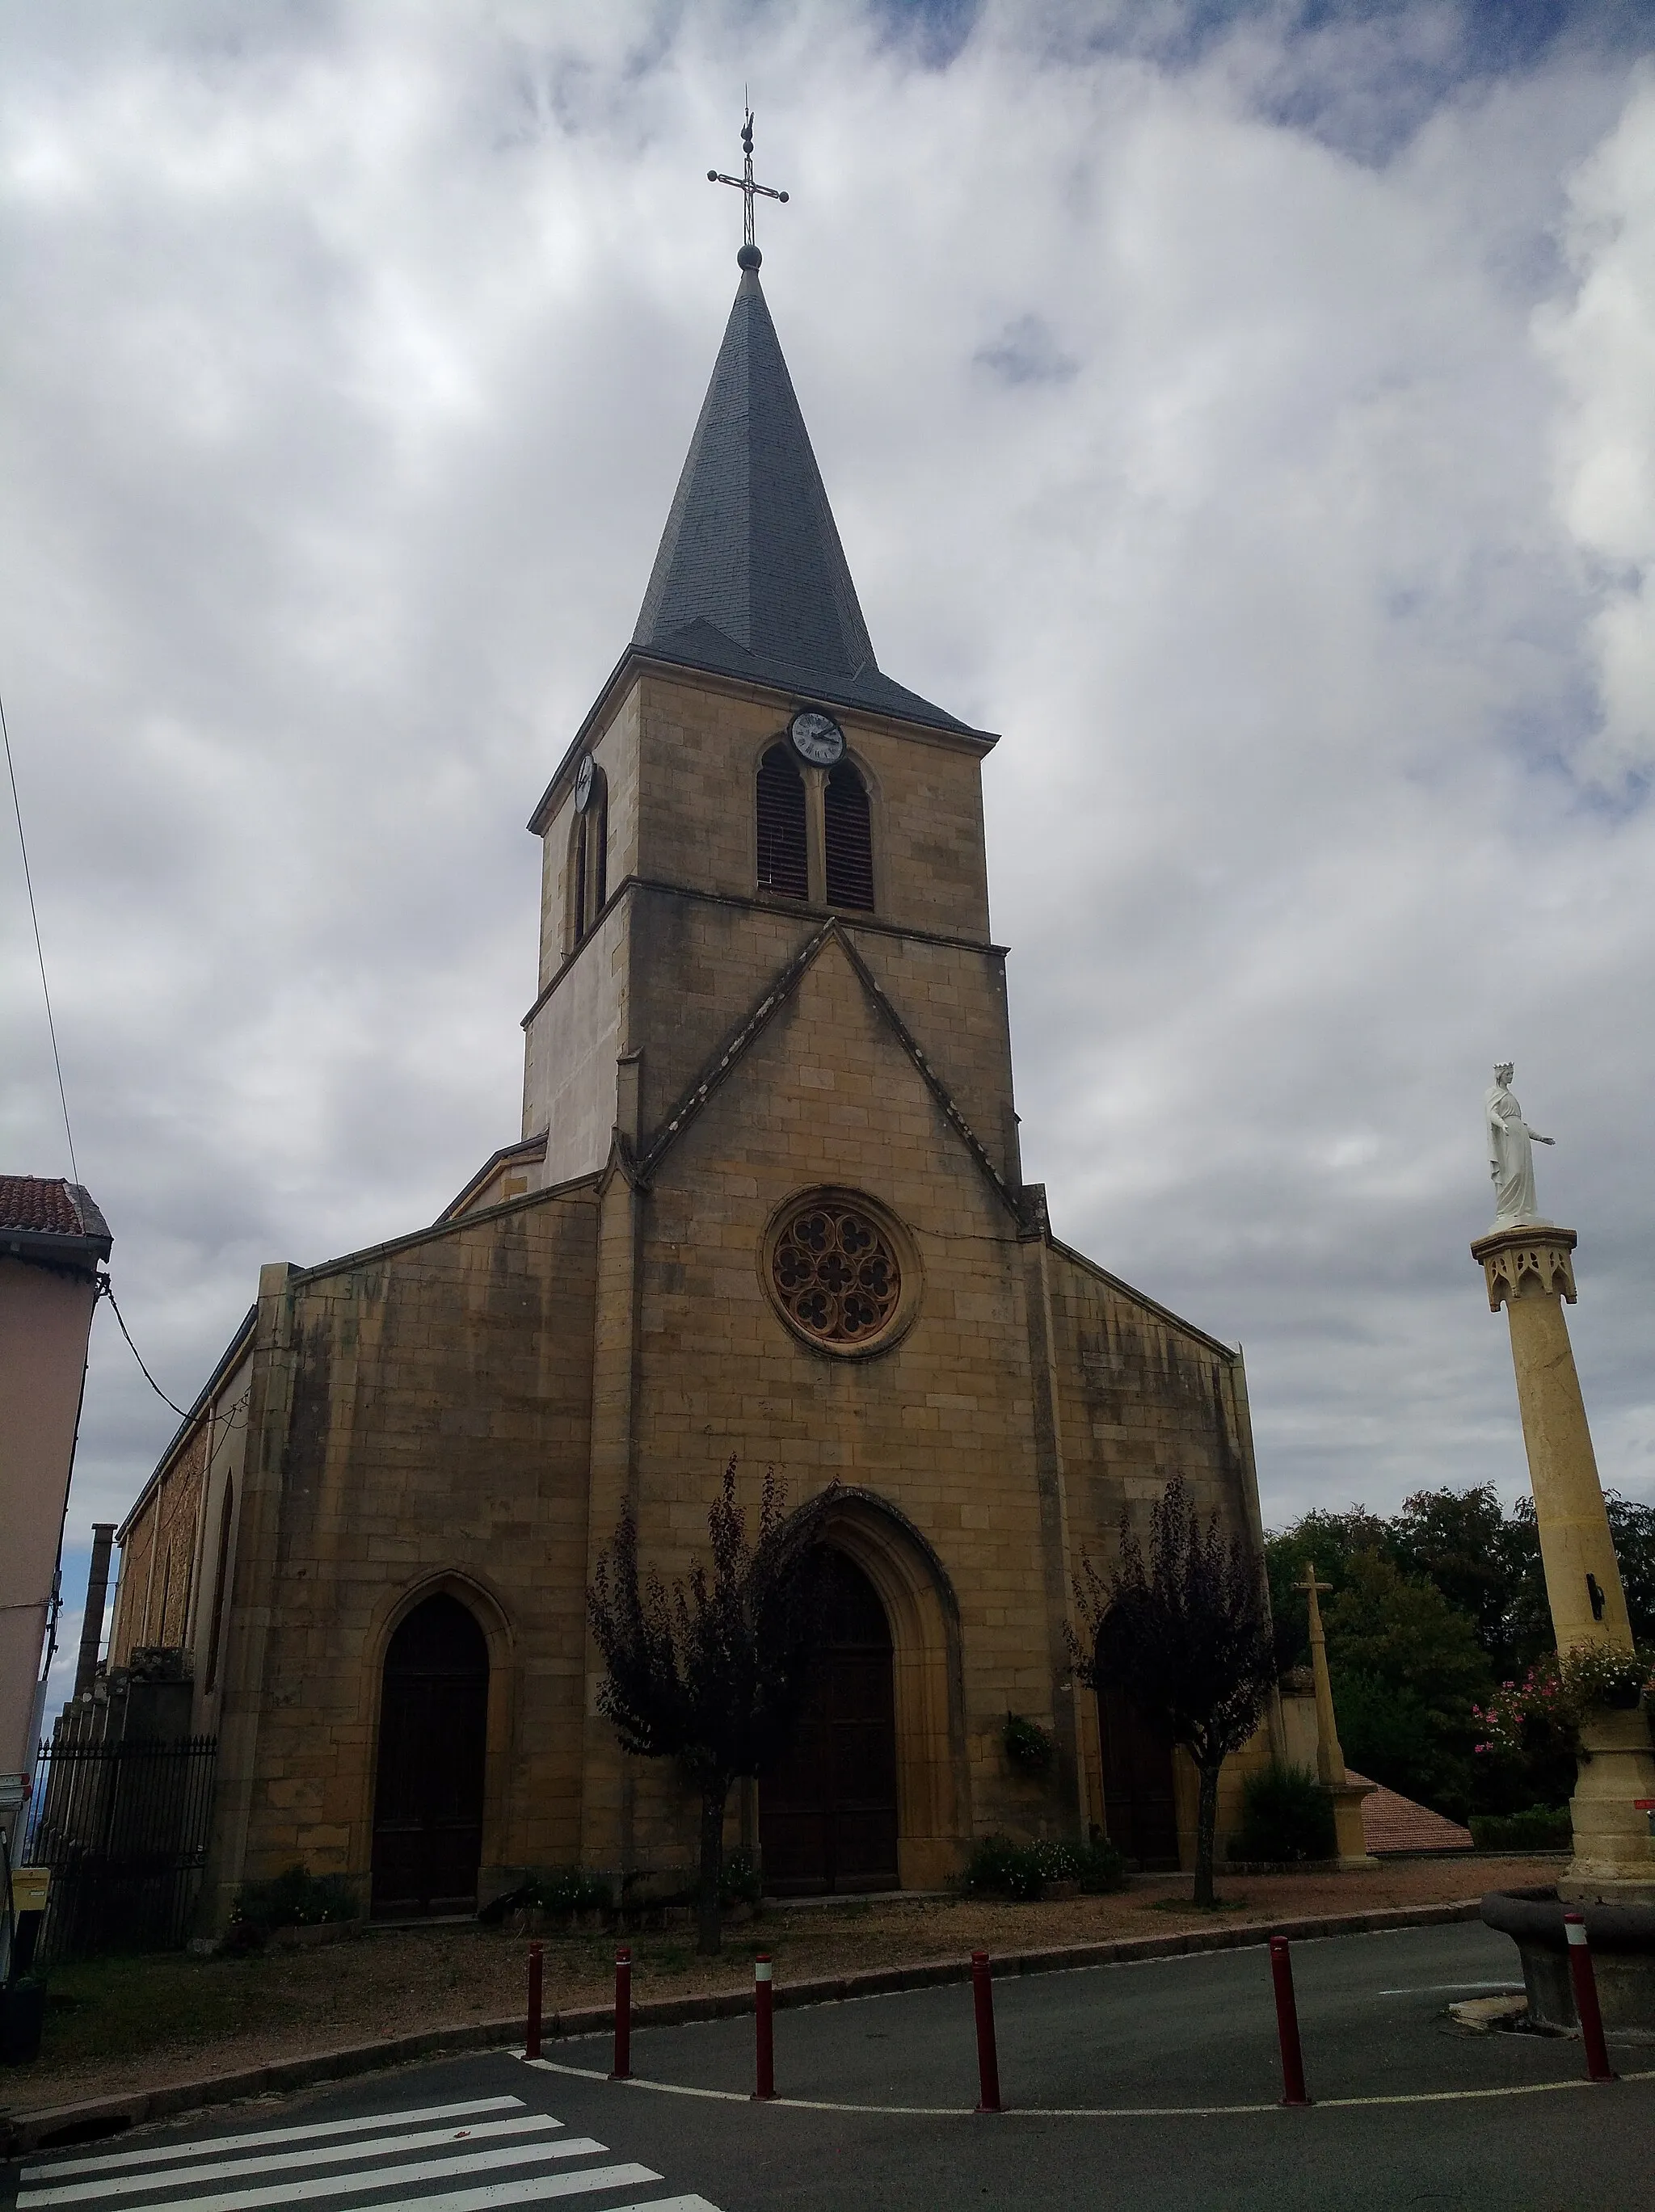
[789,709,845,767]
[573,753,596,812]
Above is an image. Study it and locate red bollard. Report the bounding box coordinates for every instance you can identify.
[1269,1935,1311,2106]
[1564,1912,1617,2084]
[971,1950,1002,2113]
[753,1954,775,2101]
[609,1947,632,2081]
[525,1939,544,2062]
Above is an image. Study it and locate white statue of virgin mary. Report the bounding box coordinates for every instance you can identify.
[1486,1063,1554,1230]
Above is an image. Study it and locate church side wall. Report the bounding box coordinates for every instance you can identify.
[109,1424,210,1665]
[523,682,642,1175]
[1042,1245,1276,1865]
[222,1189,600,1920]
[522,903,629,1180]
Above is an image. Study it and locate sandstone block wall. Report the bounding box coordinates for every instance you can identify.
[221,1186,600,1911]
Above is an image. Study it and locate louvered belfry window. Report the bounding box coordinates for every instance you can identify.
[823,760,874,910]
[756,744,809,899]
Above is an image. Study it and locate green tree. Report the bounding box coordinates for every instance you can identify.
[587,1461,837,1955]
[1390,1484,1525,1672]
[1264,1508,1393,1670]
[1072,1474,1276,1908]
[1323,1553,1494,1817]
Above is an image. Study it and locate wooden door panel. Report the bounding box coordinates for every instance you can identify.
[760,1553,899,1896]
[1097,1684,1180,1870]
[371,1595,490,1918]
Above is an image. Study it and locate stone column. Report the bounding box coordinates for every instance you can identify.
[1471,1224,1655,1900]
[1295,1565,1376,1869]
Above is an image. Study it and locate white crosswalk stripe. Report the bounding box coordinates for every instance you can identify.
[19,2117,567,2203]
[20,2101,526,2183]
[10,2089,722,2212]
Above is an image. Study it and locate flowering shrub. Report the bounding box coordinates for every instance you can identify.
[1473,1646,1654,1759]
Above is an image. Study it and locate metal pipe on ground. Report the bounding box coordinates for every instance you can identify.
[525,1940,543,2062]
[1563,1911,1618,2084]
[753,1955,775,2100]
[609,1948,632,2081]
[971,1949,1002,2113]
[1270,1934,1311,2106]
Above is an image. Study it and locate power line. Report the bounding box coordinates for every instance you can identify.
[2,683,78,1183]
[101,1278,190,1419]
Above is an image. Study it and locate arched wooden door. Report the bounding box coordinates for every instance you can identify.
[371,1593,489,1918]
[1097,1684,1181,1870]
[760,1552,899,1895]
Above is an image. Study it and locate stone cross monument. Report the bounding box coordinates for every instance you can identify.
[1470,1066,1655,1901]
[1294,1563,1377,1869]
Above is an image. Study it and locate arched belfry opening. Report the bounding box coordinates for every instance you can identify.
[371,1592,490,1917]
[760,1550,899,1894]
[756,742,808,898]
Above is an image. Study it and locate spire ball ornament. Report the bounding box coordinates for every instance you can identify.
[709,107,789,267]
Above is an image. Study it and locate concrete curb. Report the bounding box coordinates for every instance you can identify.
[2,1898,1480,2156]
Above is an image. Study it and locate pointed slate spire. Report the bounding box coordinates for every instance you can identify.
[633,267,970,734]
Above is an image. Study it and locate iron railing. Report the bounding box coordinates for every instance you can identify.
[23,1735,217,1960]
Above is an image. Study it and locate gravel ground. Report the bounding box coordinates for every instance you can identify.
[2,1855,1557,2117]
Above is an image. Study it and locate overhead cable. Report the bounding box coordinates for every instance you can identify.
[2,683,78,1183]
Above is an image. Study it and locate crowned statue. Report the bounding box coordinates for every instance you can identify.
[1485,1062,1554,1231]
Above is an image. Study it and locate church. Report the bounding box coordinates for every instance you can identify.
[106,219,1278,1928]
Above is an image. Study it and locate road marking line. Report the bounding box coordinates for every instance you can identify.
[519,2053,1655,2120]
[257,2167,664,2212]
[21,2117,564,2205]
[16,2138,613,2212]
[22,2099,527,2182]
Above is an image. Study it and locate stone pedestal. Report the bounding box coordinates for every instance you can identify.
[1329,1783,1375,1870]
[1471,1223,1655,1899]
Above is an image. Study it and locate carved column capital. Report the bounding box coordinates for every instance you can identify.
[1470,1223,1577,1311]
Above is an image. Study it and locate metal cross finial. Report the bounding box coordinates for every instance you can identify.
[708,107,789,268]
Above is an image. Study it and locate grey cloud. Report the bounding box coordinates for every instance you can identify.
[974,311,1080,385]
[2,3,1653,1647]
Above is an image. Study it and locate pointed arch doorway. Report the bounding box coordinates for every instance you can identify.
[760,1551,899,1895]
[371,1592,489,1918]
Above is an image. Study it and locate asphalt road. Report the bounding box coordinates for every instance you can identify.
[6,1923,1651,2212]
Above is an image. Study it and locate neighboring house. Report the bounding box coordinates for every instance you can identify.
[112,253,1281,1935]
[0,1175,112,1836]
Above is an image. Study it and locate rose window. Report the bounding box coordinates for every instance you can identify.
[771,1199,902,1347]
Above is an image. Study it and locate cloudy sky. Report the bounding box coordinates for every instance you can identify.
[6,0,1655,1695]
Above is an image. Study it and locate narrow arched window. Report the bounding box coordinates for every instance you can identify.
[824,759,874,910]
[756,744,808,899]
[204,1476,234,1693]
[569,768,608,947]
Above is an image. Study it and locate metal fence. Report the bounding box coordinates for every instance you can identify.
[23,1735,217,1961]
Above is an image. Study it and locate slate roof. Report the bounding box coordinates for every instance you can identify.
[633,267,976,737]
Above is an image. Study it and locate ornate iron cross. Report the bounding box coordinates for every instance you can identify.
[708,108,789,259]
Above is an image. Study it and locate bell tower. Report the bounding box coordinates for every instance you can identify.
[518,144,1021,1203]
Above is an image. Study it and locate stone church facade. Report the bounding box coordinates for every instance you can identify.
[109,253,1278,1928]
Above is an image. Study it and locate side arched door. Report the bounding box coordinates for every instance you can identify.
[371,1593,489,1917]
